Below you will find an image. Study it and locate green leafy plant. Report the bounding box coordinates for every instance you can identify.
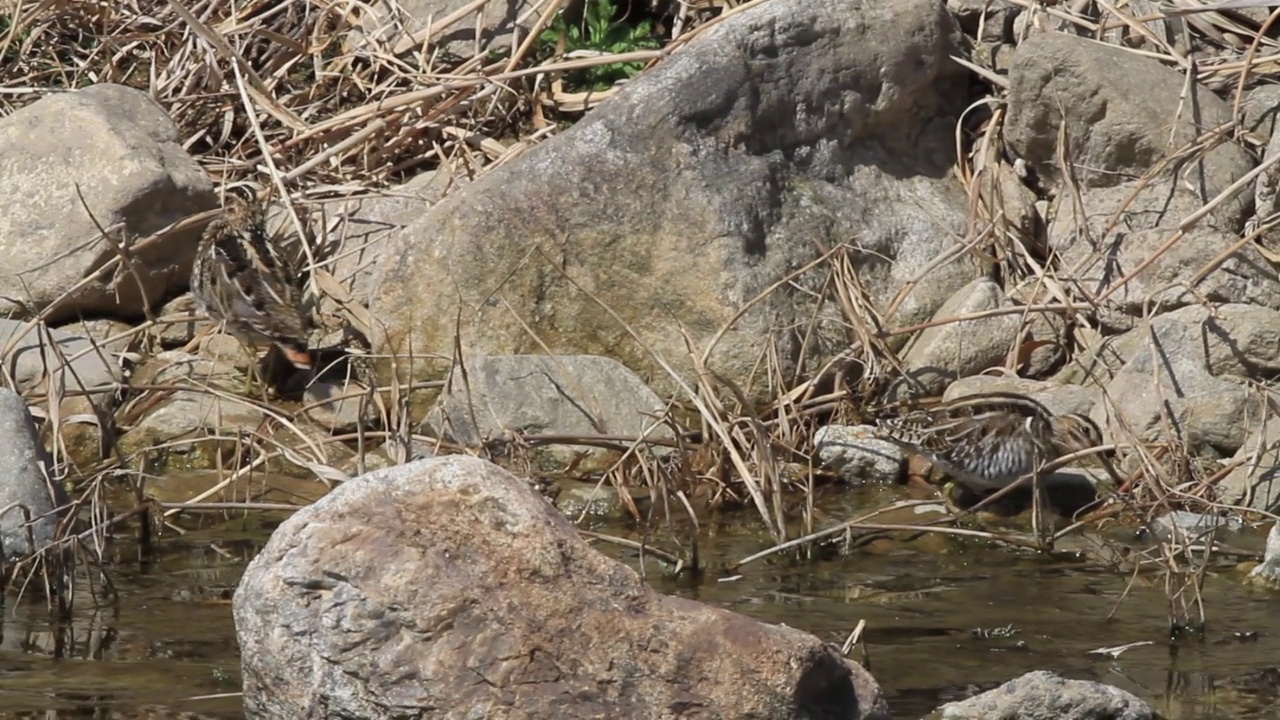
[539,0,660,92]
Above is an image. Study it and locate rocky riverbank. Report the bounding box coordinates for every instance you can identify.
[2,0,1280,717]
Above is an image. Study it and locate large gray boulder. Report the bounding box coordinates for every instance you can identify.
[234,455,888,719]
[368,0,977,400]
[1006,31,1251,207]
[0,83,215,323]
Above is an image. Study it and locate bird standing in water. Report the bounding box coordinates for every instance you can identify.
[190,189,313,374]
[873,392,1112,545]
[875,392,1107,494]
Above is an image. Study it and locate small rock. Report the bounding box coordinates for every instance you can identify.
[554,480,646,519]
[54,318,138,358]
[946,0,1015,42]
[1008,297,1068,378]
[426,354,672,469]
[896,278,1021,398]
[196,331,256,371]
[337,447,401,477]
[234,455,889,719]
[135,350,240,391]
[119,391,266,471]
[408,437,438,461]
[0,389,68,560]
[53,394,109,468]
[1243,85,1280,228]
[939,670,1153,720]
[813,425,905,483]
[151,293,202,347]
[119,351,264,471]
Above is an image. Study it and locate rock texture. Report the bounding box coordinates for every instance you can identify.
[897,278,1022,396]
[0,319,124,405]
[0,83,215,322]
[814,425,906,483]
[234,455,888,719]
[943,376,1098,418]
[939,670,1152,720]
[427,353,671,466]
[1089,305,1271,458]
[0,389,66,559]
[369,0,977,399]
[1006,31,1251,207]
[1005,31,1264,333]
[351,0,542,59]
[117,352,266,469]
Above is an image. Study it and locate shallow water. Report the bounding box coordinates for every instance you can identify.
[3,478,1280,719]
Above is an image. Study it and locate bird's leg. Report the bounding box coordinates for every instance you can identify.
[1031,471,1053,552]
[181,322,218,355]
[239,343,267,399]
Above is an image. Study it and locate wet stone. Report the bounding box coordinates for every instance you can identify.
[814,424,905,483]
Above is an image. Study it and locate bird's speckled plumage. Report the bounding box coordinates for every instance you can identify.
[875,393,1105,492]
[191,191,312,369]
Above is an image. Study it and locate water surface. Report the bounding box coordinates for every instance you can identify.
[2,478,1279,719]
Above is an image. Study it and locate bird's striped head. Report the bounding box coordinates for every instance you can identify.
[1049,413,1106,458]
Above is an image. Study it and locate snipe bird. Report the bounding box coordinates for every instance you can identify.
[873,392,1107,493]
[191,189,313,370]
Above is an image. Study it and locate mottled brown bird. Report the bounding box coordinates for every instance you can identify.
[191,190,312,369]
[874,392,1106,492]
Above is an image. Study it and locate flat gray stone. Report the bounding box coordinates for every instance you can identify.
[0,318,124,407]
[943,376,1098,418]
[1150,511,1244,544]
